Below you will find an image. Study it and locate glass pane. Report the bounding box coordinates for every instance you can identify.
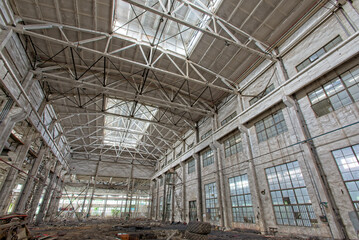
[312,99,333,117]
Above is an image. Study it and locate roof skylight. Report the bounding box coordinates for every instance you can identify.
[104,98,158,149]
[114,0,222,56]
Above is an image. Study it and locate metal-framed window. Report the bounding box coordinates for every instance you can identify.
[201,129,212,140]
[221,111,237,126]
[265,161,317,227]
[188,158,196,174]
[160,177,164,186]
[308,65,359,117]
[332,144,359,213]
[204,182,219,221]
[189,200,197,221]
[229,174,255,223]
[296,35,342,72]
[255,109,288,143]
[201,149,214,167]
[249,84,275,106]
[224,132,243,157]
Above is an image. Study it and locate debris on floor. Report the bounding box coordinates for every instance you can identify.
[22,218,318,239]
[0,213,31,240]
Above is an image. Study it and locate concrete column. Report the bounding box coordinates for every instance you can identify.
[156,178,160,220]
[35,162,61,224]
[212,141,230,229]
[239,125,267,234]
[161,173,167,221]
[128,179,135,218]
[28,158,54,222]
[102,193,109,218]
[193,153,203,221]
[87,160,101,218]
[0,105,28,153]
[282,96,347,239]
[80,180,90,219]
[49,179,64,222]
[149,180,155,219]
[45,170,63,221]
[171,173,175,222]
[180,162,186,222]
[14,145,48,212]
[0,130,37,214]
[209,143,225,227]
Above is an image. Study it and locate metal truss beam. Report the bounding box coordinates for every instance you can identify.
[51,103,182,133]
[42,65,215,112]
[37,71,211,117]
[47,93,197,126]
[121,0,273,60]
[71,151,157,164]
[6,18,238,94]
[63,124,175,143]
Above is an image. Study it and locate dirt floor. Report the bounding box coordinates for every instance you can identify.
[28,219,311,240]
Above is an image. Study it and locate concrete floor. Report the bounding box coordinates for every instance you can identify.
[28,219,312,239]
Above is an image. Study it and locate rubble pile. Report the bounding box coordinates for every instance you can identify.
[0,213,30,240]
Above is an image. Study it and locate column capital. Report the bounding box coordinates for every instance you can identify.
[238,124,248,133]
[192,153,199,160]
[210,141,221,150]
[282,95,295,108]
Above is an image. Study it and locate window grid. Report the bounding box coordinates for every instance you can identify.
[229,174,255,223]
[188,159,196,174]
[255,110,288,143]
[308,65,359,117]
[266,161,317,227]
[201,129,212,140]
[296,35,342,72]
[224,132,243,157]
[221,111,237,126]
[332,144,359,213]
[205,182,219,221]
[249,84,275,106]
[189,200,197,221]
[202,149,214,167]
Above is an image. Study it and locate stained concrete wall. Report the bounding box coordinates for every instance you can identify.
[152,2,359,239]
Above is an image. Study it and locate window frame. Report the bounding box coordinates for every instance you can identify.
[201,149,214,167]
[229,174,255,223]
[265,161,317,227]
[332,144,359,215]
[255,109,288,143]
[201,129,212,141]
[308,65,359,117]
[296,35,342,72]
[188,158,196,174]
[204,182,219,221]
[221,111,237,126]
[223,132,243,157]
[249,84,275,106]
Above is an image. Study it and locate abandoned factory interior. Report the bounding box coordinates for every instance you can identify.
[0,0,359,239]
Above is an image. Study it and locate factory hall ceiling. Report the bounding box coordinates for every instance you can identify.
[8,0,325,179]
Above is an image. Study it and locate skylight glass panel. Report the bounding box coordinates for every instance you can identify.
[114,0,222,56]
[104,98,158,148]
